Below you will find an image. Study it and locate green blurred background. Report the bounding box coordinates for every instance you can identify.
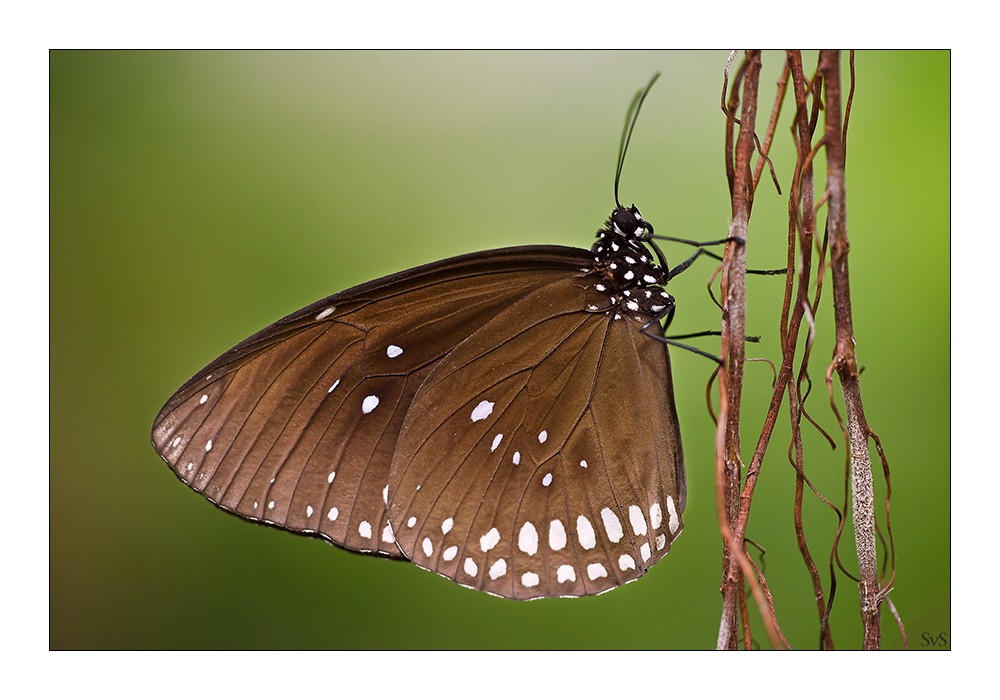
[50,50,949,650]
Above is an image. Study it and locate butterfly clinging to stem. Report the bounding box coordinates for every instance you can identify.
[152,72,696,600]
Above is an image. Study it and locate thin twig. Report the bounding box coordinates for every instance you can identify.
[744,544,791,650]
[751,58,789,196]
[884,595,908,650]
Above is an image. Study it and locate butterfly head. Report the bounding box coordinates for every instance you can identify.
[610,204,654,241]
[593,205,663,277]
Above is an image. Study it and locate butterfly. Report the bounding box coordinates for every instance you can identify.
[151,73,687,600]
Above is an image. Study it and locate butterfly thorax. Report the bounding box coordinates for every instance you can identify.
[589,205,674,320]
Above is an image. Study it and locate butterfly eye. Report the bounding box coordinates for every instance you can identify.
[611,206,639,236]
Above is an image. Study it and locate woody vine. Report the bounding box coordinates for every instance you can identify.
[712,50,902,651]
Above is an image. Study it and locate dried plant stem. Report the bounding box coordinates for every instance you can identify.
[717,49,754,650]
[712,49,899,651]
[785,50,836,650]
[752,59,790,193]
[718,50,824,651]
[817,49,881,650]
[716,50,783,651]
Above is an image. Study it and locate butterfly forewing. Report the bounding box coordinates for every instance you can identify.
[386,276,685,599]
[151,247,593,558]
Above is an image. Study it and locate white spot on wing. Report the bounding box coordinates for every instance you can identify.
[489,558,507,580]
[171,436,181,447]
[382,524,395,543]
[470,400,494,422]
[205,440,213,452]
[315,307,335,320]
[518,522,538,556]
[542,473,552,487]
[480,527,500,552]
[386,344,403,358]
[199,394,208,405]
[549,519,567,551]
[629,505,648,536]
[650,502,663,529]
[521,572,539,588]
[407,516,417,528]
[641,542,651,562]
[359,521,372,538]
[443,546,458,561]
[306,505,314,518]
[619,554,636,571]
[362,395,379,413]
[656,534,667,550]
[442,517,453,535]
[268,501,275,510]
[382,484,388,504]
[327,379,340,393]
[667,496,680,535]
[600,507,624,543]
[464,558,478,576]
[538,430,548,443]
[576,515,596,550]
[587,563,608,580]
[327,471,336,483]
[513,451,521,465]
[422,537,433,557]
[579,460,588,468]
[491,433,503,452]
[327,507,338,521]
[557,565,576,583]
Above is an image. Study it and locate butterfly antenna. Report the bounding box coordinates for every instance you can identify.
[615,72,661,209]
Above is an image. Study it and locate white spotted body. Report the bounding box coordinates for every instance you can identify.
[588,205,675,325]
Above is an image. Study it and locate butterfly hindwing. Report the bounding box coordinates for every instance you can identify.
[151,246,593,558]
[386,275,685,599]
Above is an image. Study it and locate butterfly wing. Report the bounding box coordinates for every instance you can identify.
[386,275,685,599]
[151,246,593,558]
